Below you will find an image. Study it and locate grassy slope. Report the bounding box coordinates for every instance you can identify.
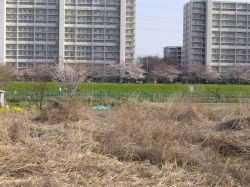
[1,82,250,93]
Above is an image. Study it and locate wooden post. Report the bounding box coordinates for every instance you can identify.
[0,90,5,108]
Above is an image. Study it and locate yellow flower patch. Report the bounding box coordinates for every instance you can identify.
[0,106,26,113]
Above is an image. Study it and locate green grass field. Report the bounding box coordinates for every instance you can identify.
[1,82,250,93]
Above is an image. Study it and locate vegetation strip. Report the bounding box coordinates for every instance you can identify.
[1,82,250,93]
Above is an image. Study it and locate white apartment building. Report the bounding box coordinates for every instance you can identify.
[183,0,250,72]
[0,0,136,69]
[0,0,60,68]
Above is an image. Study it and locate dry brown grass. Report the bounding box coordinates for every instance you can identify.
[35,100,81,124]
[0,97,249,186]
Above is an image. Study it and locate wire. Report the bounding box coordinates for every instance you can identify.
[137,27,181,34]
[138,17,182,24]
[138,14,182,22]
[137,2,182,11]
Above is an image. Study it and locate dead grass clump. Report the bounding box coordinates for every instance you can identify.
[165,97,206,123]
[205,135,248,157]
[208,102,250,122]
[123,97,205,123]
[95,129,165,165]
[216,117,250,131]
[35,100,80,124]
[7,122,30,143]
[94,101,203,167]
[175,106,201,122]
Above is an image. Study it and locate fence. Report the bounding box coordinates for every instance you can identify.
[4,90,250,106]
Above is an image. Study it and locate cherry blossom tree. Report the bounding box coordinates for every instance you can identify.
[53,64,89,98]
[109,63,145,82]
[182,64,218,83]
[151,62,181,83]
[220,65,250,83]
[0,65,15,84]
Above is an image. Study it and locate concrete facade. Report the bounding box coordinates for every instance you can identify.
[163,46,182,64]
[183,0,250,72]
[0,0,136,69]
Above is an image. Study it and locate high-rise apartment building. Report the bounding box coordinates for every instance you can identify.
[183,0,250,72]
[1,0,60,68]
[163,46,182,64]
[0,0,136,69]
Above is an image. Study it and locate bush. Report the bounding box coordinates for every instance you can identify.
[35,100,80,124]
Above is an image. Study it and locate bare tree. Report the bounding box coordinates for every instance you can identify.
[14,65,54,109]
[32,65,55,109]
[138,56,163,65]
[140,56,164,74]
[53,64,89,98]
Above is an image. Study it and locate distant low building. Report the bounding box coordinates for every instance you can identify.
[163,46,182,64]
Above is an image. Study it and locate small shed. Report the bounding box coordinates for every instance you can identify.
[0,90,5,108]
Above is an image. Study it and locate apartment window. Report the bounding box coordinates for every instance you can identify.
[212,20,220,28]
[237,49,246,55]
[221,3,236,9]
[237,4,247,12]
[213,2,221,10]
[236,56,246,61]
[237,15,247,21]
[237,38,247,46]
[211,66,219,72]
[212,37,220,44]
[212,14,220,20]
[221,55,235,60]
[212,49,220,54]
[221,37,235,43]
[212,31,220,37]
[221,15,235,20]
[237,21,247,28]
[212,54,220,60]
[221,32,235,37]
[221,49,235,54]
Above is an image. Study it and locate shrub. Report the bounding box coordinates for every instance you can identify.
[35,100,80,124]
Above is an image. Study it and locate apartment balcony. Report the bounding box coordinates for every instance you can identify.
[221,55,235,60]
[7,4,57,9]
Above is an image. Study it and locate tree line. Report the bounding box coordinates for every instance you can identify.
[139,56,250,84]
[1,57,250,85]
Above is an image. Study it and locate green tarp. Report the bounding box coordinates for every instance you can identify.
[91,105,111,111]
